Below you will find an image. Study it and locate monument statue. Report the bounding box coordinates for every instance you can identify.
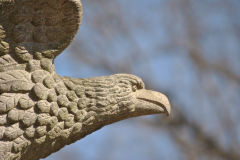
[0,0,171,159]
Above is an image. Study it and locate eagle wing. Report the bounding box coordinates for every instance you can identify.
[0,0,82,159]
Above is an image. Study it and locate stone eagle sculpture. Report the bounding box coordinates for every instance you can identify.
[0,0,171,159]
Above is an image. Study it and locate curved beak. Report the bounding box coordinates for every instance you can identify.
[135,89,171,116]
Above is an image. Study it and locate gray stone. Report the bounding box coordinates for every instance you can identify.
[21,108,37,127]
[0,0,171,159]
[12,136,31,153]
[66,91,78,102]
[68,102,78,114]
[31,70,50,83]
[57,95,69,107]
[18,94,35,110]
[26,60,41,72]
[4,123,24,141]
[47,89,58,102]
[0,71,34,92]
[43,76,55,89]
[36,114,51,126]
[0,126,6,140]
[0,114,7,126]
[24,126,35,139]
[0,94,22,113]
[35,126,47,138]
[58,107,68,121]
[47,116,58,130]
[64,114,75,128]
[7,108,25,122]
[35,100,50,113]
[50,102,59,117]
[0,41,9,56]
[55,83,68,95]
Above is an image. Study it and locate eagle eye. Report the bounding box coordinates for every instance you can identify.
[132,85,138,92]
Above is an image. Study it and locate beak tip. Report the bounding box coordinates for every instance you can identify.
[164,104,171,116]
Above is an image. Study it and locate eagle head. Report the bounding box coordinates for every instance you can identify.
[66,73,170,130]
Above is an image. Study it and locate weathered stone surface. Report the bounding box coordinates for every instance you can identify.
[21,108,37,127]
[72,123,82,135]
[0,55,18,72]
[32,70,48,83]
[64,114,75,128]
[0,93,22,113]
[77,98,88,109]
[57,107,68,121]
[10,6,34,24]
[57,95,69,107]
[0,41,9,56]
[50,102,59,117]
[63,78,76,90]
[0,25,6,40]
[32,83,48,100]
[4,123,24,140]
[0,71,34,92]
[35,100,50,113]
[0,141,13,158]
[18,94,35,110]
[14,45,33,62]
[35,126,47,138]
[12,24,33,43]
[8,108,25,122]
[43,76,55,89]
[0,126,5,140]
[24,126,35,139]
[68,102,78,114]
[60,128,72,139]
[66,91,78,102]
[32,10,45,26]
[0,0,171,160]
[75,86,85,98]
[74,110,87,122]
[47,116,58,130]
[48,122,64,140]
[12,136,31,153]
[34,135,46,145]
[52,73,62,83]
[33,26,48,43]
[0,114,7,125]
[41,58,55,73]
[36,114,51,126]
[47,89,58,102]
[55,83,67,95]
[26,60,41,72]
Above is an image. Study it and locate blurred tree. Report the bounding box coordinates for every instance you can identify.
[45,0,240,159]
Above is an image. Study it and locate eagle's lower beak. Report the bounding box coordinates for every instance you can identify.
[134,89,171,116]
